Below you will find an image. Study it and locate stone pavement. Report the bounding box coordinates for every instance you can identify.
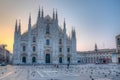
[0,64,119,80]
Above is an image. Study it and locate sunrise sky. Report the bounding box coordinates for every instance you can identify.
[0,0,120,53]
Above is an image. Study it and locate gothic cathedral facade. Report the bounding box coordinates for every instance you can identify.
[13,8,77,64]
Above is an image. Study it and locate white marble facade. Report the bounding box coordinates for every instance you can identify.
[13,8,77,64]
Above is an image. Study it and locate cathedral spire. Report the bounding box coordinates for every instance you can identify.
[37,7,41,24]
[63,18,66,34]
[74,28,76,39]
[18,19,21,35]
[42,7,44,18]
[72,27,74,36]
[53,8,55,20]
[28,13,32,48]
[28,13,31,32]
[14,19,18,41]
[64,18,66,29]
[72,27,76,39]
[15,19,17,33]
[95,43,98,52]
[56,9,58,21]
[38,6,40,18]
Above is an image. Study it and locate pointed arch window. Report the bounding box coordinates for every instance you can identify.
[67,48,70,53]
[59,39,62,44]
[46,24,50,34]
[33,46,36,52]
[46,39,50,45]
[33,36,36,42]
[59,47,62,52]
[23,46,26,51]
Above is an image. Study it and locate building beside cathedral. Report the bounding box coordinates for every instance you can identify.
[77,44,116,64]
[116,34,120,63]
[13,8,77,64]
[0,44,12,64]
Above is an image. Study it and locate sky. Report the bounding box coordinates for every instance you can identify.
[0,0,120,53]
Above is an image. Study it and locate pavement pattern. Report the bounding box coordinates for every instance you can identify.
[0,64,120,80]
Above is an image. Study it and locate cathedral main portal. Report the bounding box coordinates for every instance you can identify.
[32,57,36,63]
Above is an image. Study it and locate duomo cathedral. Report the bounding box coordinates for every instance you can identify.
[13,8,77,64]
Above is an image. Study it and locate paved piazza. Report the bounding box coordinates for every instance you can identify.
[0,64,120,80]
